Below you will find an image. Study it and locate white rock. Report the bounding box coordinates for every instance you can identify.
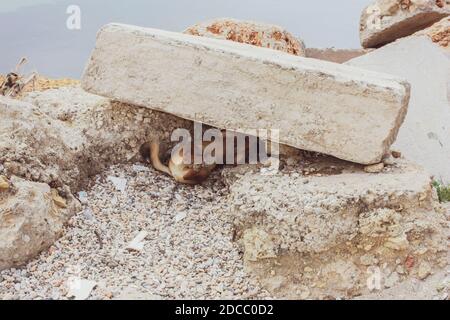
[67,278,97,300]
[132,164,149,172]
[82,23,411,165]
[126,231,148,252]
[174,212,187,223]
[78,191,88,204]
[107,176,127,193]
[347,37,450,183]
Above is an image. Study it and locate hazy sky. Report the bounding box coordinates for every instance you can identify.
[0,0,371,78]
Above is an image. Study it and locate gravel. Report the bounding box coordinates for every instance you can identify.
[0,164,270,300]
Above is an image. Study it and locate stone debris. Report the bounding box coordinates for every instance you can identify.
[0,177,80,270]
[364,163,385,173]
[347,36,450,184]
[184,18,306,56]
[107,176,127,193]
[0,87,192,192]
[415,16,450,50]
[0,176,9,190]
[224,156,447,298]
[174,212,187,223]
[360,0,450,48]
[126,231,148,252]
[77,191,88,204]
[67,278,97,300]
[417,262,433,280]
[82,23,411,165]
[0,164,270,300]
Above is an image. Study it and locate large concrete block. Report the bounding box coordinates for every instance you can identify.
[82,23,411,165]
[347,37,450,183]
[360,0,450,48]
[224,157,447,298]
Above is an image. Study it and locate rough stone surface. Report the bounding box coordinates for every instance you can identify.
[306,48,371,63]
[0,89,193,269]
[82,23,411,165]
[224,157,448,298]
[360,0,450,48]
[0,88,192,193]
[184,18,306,56]
[347,36,450,183]
[0,176,80,270]
[415,16,450,50]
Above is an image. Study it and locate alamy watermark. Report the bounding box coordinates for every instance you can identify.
[66,5,81,30]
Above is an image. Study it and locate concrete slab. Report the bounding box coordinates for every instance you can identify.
[82,23,411,165]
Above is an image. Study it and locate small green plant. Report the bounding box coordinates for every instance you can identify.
[432,181,450,203]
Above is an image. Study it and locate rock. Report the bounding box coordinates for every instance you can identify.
[184,18,306,56]
[306,48,371,63]
[126,231,148,252]
[364,163,385,173]
[417,261,432,280]
[0,176,80,270]
[384,234,410,251]
[360,0,450,48]
[228,158,442,255]
[1,88,192,269]
[414,16,450,50]
[82,23,411,165]
[51,189,67,208]
[174,212,187,223]
[0,176,9,190]
[1,87,192,193]
[241,227,278,262]
[384,272,400,288]
[107,176,127,193]
[78,191,88,204]
[347,37,450,183]
[225,157,447,298]
[67,278,97,300]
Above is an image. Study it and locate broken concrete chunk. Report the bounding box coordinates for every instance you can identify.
[226,158,447,298]
[82,23,411,165]
[0,176,80,271]
[184,17,306,56]
[174,212,187,223]
[360,0,450,48]
[347,36,450,183]
[364,163,385,173]
[107,176,127,193]
[414,16,450,50]
[227,158,435,255]
[67,278,97,300]
[126,231,148,252]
